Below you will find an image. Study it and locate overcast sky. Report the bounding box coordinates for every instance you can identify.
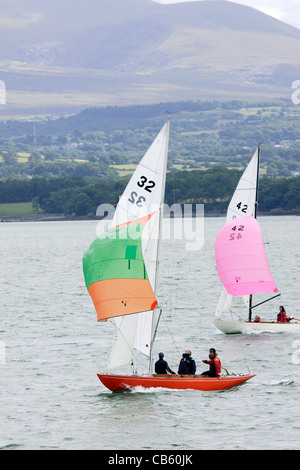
[154,0,300,30]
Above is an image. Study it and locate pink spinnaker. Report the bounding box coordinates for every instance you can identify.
[215,216,277,296]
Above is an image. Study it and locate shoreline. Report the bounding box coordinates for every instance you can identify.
[1,210,300,223]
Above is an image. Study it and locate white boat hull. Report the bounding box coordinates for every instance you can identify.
[214,319,300,334]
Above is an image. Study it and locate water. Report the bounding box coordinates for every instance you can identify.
[0,216,300,450]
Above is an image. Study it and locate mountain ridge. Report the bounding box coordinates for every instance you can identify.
[0,0,299,115]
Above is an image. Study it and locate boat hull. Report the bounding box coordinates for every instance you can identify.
[97,373,255,392]
[214,319,300,334]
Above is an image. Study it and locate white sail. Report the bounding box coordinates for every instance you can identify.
[108,315,138,370]
[215,287,233,319]
[108,120,170,370]
[215,149,258,319]
[226,148,258,221]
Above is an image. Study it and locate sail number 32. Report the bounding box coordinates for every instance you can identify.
[128,175,156,207]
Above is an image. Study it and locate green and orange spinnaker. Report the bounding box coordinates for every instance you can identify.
[83,214,157,321]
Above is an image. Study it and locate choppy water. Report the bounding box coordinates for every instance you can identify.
[0,216,300,450]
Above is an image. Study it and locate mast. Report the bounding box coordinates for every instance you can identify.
[148,117,170,374]
[253,143,261,219]
[248,144,261,322]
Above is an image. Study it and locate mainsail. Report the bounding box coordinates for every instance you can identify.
[226,148,259,221]
[83,120,170,371]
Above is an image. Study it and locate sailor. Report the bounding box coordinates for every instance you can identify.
[201,348,221,378]
[254,315,261,322]
[154,352,175,374]
[277,306,294,323]
[178,350,196,375]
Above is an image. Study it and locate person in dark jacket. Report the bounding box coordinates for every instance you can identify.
[178,350,196,375]
[201,348,221,378]
[155,352,175,374]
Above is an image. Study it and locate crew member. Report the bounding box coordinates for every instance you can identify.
[277,306,294,323]
[178,350,196,375]
[201,348,221,378]
[155,352,175,374]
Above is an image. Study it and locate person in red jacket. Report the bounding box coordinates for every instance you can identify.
[201,348,221,378]
[277,306,287,322]
[277,306,294,323]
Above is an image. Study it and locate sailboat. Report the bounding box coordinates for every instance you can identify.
[83,119,255,392]
[214,146,300,334]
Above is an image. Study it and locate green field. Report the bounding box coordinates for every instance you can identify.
[109,163,137,176]
[0,202,36,216]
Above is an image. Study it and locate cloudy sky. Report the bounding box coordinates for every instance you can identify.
[154,0,300,30]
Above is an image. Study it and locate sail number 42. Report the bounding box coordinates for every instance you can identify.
[236,202,248,213]
[128,175,156,207]
[230,225,244,240]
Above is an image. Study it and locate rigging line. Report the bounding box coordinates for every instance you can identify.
[230,309,247,322]
[160,309,181,355]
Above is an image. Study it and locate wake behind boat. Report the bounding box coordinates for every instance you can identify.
[214,146,300,334]
[83,119,255,392]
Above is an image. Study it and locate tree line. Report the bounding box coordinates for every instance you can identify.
[1,168,299,216]
[1,98,300,180]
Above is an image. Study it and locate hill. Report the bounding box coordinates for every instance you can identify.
[1,98,300,181]
[0,0,300,116]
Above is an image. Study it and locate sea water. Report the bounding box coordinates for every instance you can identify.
[0,216,299,450]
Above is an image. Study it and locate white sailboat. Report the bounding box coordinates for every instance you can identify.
[83,119,255,391]
[214,146,300,334]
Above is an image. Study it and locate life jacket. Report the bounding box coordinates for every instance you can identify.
[277,311,287,322]
[207,354,221,377]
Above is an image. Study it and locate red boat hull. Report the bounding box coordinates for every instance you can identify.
[97,373,255,392]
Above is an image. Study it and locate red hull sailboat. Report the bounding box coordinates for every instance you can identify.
[98,373,255,392]
[83,119,255,392]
